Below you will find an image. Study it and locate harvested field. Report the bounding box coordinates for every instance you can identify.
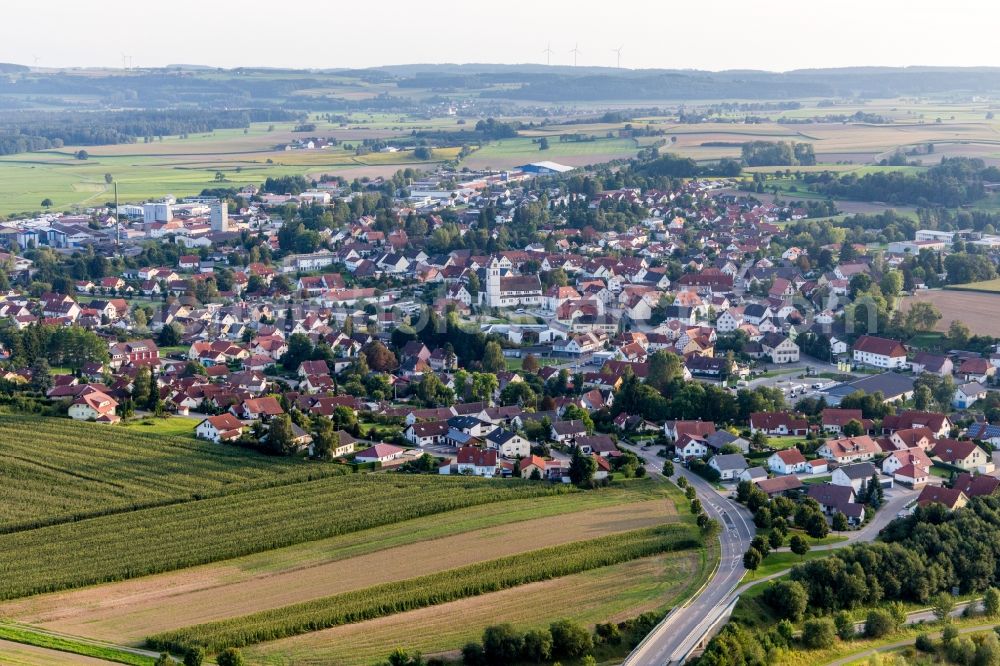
[0,639,120,666]
[900,290,1000,336]
[244,551,706,666]
[3,491,675,644]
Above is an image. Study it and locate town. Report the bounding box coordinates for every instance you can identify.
[6,36,1000,665]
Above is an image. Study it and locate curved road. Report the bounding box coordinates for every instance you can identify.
[620,443,918,665]
[621,443,755,665]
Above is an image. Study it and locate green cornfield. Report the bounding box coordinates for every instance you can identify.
[147,524,701,654]
[0,475,570,601]
[0,414,328,532]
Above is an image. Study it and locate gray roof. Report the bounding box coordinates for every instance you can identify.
[825,372,915,400]
[836,462,877,480]
[711,453,749,472]
[742,466,767,480]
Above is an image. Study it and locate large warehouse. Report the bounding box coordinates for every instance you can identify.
[516,161,575,175]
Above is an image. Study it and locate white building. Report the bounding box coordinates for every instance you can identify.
[481,257,542,308]
[210,202,229,232]
[143,202,173,223]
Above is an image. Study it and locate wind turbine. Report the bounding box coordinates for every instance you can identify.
[612,46,623,69]
[542,42,554,66]
[569,43,581,67]
[32,55,40,67]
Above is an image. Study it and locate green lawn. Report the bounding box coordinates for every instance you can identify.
[767,435,808,450]
[505,356,563,371]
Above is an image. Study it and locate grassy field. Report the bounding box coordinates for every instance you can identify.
[900,290,1000,336]
[147,524,700,653]
[0,625,152,666]
[1,485,676,643]
[0,414,324,533]
[461,136,639,170]
[505,356,564,370]
[0,475,568,601]
[947,277,1000,293]
[245,550,708,666]
[0,637,124,665]
[118,416,200,438]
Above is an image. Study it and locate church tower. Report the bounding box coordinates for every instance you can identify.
[486,256,501,307]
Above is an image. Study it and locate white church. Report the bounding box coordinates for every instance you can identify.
[480,257,543,308]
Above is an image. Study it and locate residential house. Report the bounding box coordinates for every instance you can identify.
[767,448,808,475]
[750,411,809,436]
[484,427,531,458]
[404,420,450,447]
[817,436,880,464]
[932,439,990,472]
[831,462,880,494]
[709,453,749,481]
[916,485,968,510]
[355,443,407,464]
[954,382,988,410]
[195,413,246,443]
[852,335,908,369]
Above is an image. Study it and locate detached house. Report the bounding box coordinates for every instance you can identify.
[195,413,245,443]
[817,436,880,464]
[750,412,809,436]
[932,439,990,472]
[767,448,808,475]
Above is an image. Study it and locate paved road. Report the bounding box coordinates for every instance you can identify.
[621,442,919,665]
[620,442,755,666]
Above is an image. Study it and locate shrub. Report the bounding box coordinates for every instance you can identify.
[462,642,485,665]
[864,609,896,638]
[594,622,621,645]
[834,611,855,641]
[216,648,245,666]
[915,633,935,652]
[801,618,836,649]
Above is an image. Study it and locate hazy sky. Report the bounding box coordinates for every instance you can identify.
[5,0,1000,71]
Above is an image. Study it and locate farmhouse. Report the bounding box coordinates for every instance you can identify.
[750,411,808,436]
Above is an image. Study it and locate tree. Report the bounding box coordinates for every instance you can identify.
[932,592,955,622]
[842,419,864,437]
[949,320,971,349]
[905,301,941,332]
[768,529,784,550]
[806,512,830,539]
[482,341,506,373]
[155,654,171,666]
[764,580,808,621]
[662,460,674,477]
[647,350,682,392]
[104,172,114,184]
[40,198,53,209]
[538,137,550,151]
[158,321,182,347]
[789,534,810,559]
[183,647,205,666]
[75,149,89,160]
[364,341,398,372]
[801,618,836,649]
[482,624,524,665]
[216,648,245,666]
[568,446,596,486]
[743,547,762,574]
[521,629,552,662]
[985,587,1000,618]
[549,619,592,659]
[29,357,52,393]
[832,511,849,532]
[311,418,340,460]
[522,353,540,373]
[266,414,296,455]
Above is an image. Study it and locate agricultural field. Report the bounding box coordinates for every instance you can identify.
[0,414,321,532]
[1,485,674,643]
[0,473,568,600]
[147,524,699,653]
[0,638,123,666]
[0,118,464,216]
[245,552,707,666]
[900,289,1000,336]
[947,277,1000,293]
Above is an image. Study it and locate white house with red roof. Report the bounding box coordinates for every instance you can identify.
[767,448,808,475]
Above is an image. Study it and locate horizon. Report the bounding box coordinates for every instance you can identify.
[5,0,1000,72]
